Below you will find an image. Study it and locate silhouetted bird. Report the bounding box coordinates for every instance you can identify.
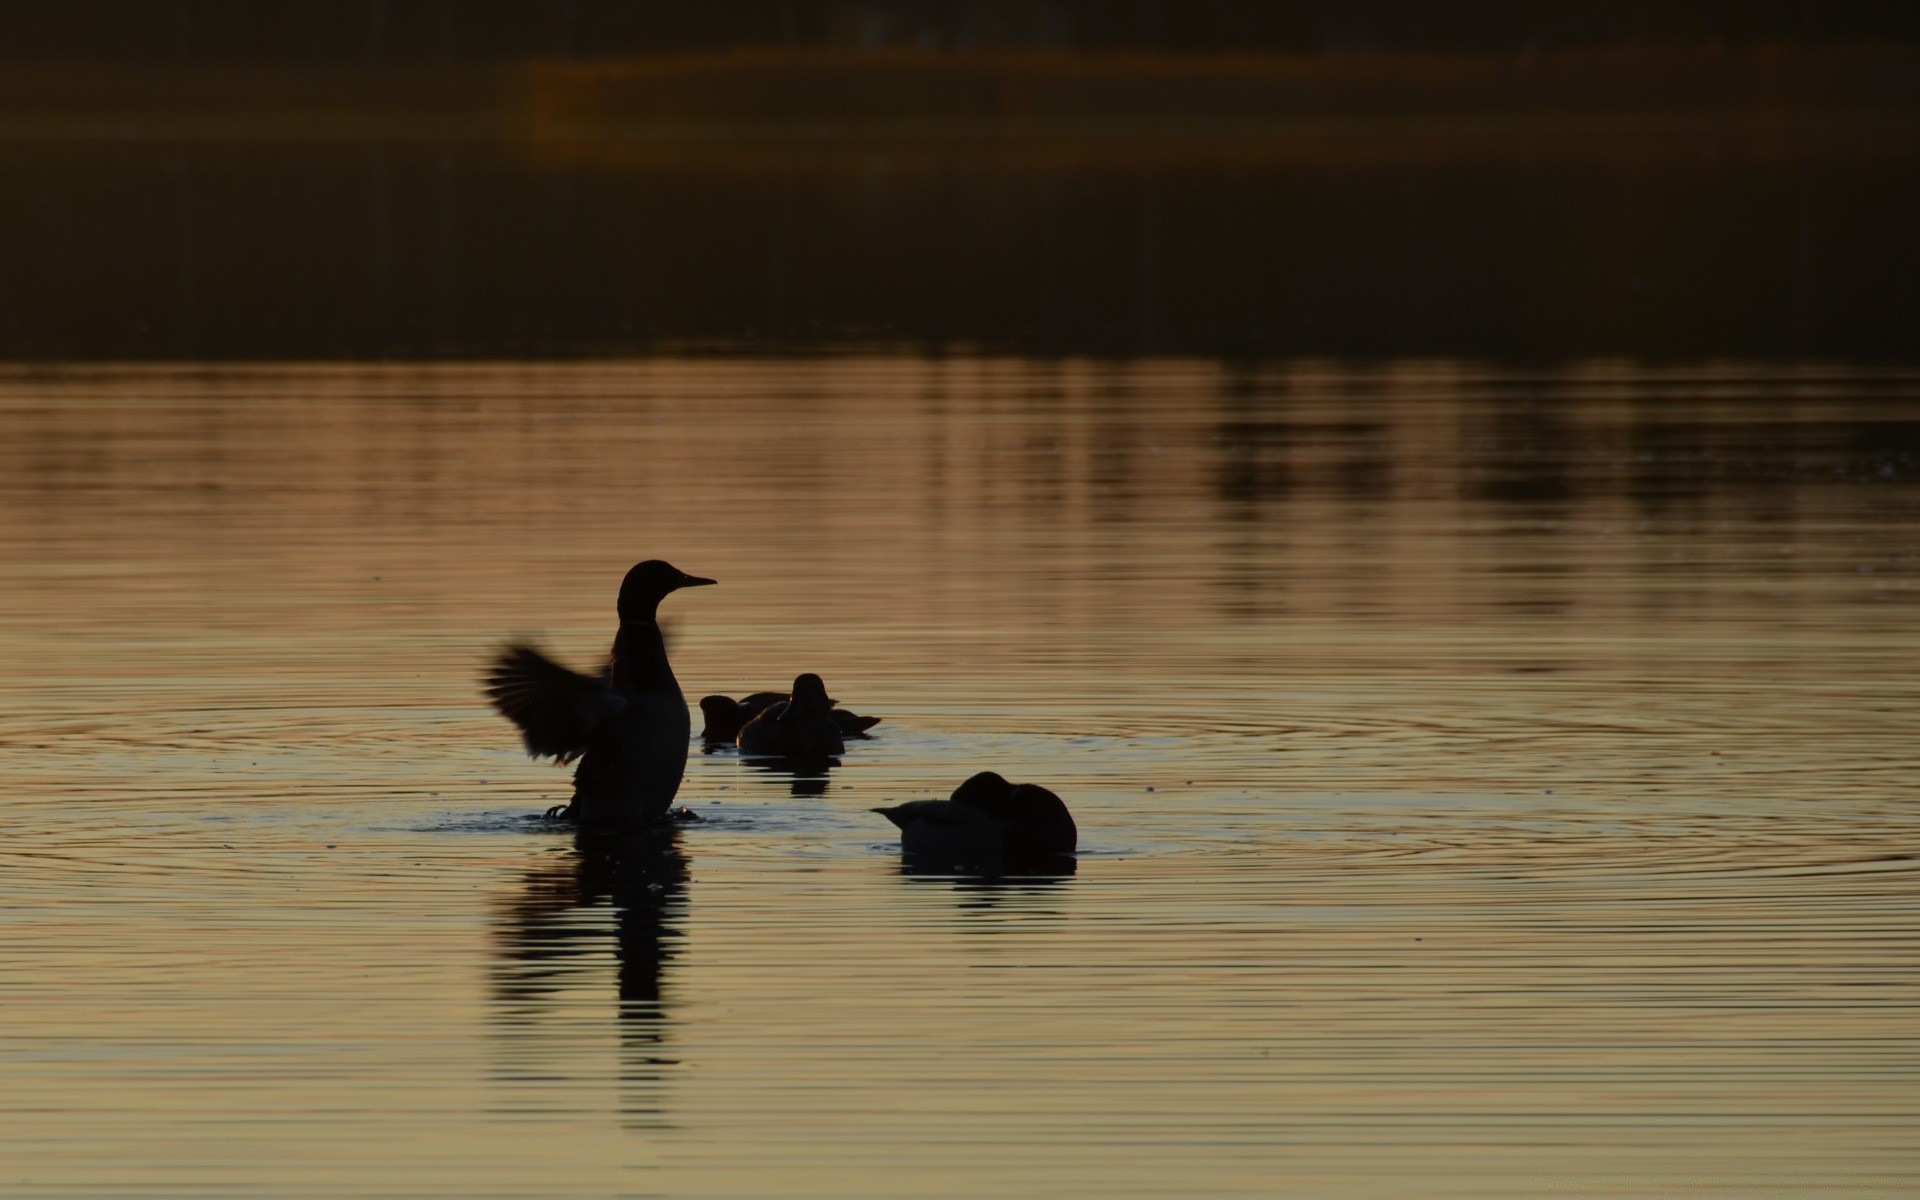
[696,692,786,743]
[872,771,1077,861]
[485,560,715,827]
[699,689,881,742]
[735,672,845,759]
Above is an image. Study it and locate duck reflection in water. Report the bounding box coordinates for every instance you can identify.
[898,854,1077,911]
[741,753,839,796]
[697,736,839,794]
[490,827,688,1128]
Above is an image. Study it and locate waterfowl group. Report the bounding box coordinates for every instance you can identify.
[699,690,882,743]
[484,560,1075,860]
[696,692,785,743]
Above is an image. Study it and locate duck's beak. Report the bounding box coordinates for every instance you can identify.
[678,572,718,589]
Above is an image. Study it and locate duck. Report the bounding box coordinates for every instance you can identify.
[735,672,845,759]
[699,690,882,743]
[696,691,787,743]
[872,771,1077,861]
[484,560,715,827]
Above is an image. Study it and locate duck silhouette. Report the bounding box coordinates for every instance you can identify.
[696,692,786,743]
[873,771,1077,861]
[484,560,715,827]
[699,689,881,743]
[735,672,845,759]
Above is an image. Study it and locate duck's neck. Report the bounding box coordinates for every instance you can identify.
[611,619,677,693]
[789,690,831,721]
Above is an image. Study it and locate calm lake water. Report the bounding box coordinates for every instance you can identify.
[1,357,1917,1197]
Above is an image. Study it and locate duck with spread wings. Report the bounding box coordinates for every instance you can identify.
[484,560,715,827]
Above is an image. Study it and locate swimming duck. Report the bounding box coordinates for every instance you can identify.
[872,771,1077,860]
[735,672,845,759]
[699,690,882,742]
[484,560,715,827]
[697,692,787,743]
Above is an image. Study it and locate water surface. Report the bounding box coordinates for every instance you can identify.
[0,358,1916,1197]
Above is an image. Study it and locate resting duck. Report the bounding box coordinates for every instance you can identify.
[735,672,845,759]
[872,771,1077,860]
[484,560,715,827]
[699,690,881,743]
[697,692,786,742]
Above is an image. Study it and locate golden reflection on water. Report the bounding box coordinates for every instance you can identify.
[0,358,1916,1197]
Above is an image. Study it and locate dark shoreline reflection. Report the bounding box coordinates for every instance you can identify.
[490,827,688,1127]
[1200,361,1920,620]
[2,146,1914,360]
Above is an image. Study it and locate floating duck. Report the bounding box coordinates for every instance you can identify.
[697,691,787,742]
[735,672,845,759]
[872,771,1077,860]
[699,690,881,742]
[484,560,715,827]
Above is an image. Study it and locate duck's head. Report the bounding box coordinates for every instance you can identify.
[789,672,832,710]
[949,772,1075,854]
[949,771,1016,814]
[618,560,716,623]
[698,695,738,722]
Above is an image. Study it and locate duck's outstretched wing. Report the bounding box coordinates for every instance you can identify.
[484,643,623,764]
